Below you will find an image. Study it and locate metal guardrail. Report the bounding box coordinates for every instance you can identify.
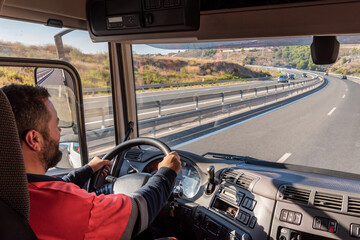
[138,78,322,137]
[82,76,275,95]
[135,76,274,90]
[79,77,321,155]
[138,78,316,117]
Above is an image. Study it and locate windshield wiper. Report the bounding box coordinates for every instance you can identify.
[202,152,262,162]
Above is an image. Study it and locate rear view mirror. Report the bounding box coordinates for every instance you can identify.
[311,36,339,64]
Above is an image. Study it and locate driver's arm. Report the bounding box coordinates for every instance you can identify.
[61,157,112,187]
[126,151,181,237]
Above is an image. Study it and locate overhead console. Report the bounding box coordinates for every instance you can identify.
[87,0,360,44]
[87,0,200,38]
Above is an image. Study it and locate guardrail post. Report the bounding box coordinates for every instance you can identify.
[266,87,269,94]
[198,114,201,125]
[221,92,225,104]
[240,90,243,100]
[255,88,258,97]
[249,102,251,110]
[152,123,156,137]
[156,101,162,117]
[195,96,199,110]
[275,85,277,93]
[282,84,285,91]
[101,107,105,129]
[228,105,231,116]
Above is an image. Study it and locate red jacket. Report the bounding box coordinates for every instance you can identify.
[28,179,132,240]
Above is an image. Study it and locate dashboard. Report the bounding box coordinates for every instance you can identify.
[119,149,360,240]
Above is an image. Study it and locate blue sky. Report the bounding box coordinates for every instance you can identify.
[0,18,179,55]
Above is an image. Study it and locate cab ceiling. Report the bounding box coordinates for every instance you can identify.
[1,0,360,43]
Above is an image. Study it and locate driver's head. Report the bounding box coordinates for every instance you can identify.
[2,84,62,170]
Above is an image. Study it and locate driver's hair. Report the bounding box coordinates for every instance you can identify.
[2,84,51,142]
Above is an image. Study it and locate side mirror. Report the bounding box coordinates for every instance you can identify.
[311,36,339,64]
[34,67,76,128]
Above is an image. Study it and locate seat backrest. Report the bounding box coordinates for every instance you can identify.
[0,88,37,239]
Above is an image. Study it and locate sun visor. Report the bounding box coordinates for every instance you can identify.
[311,36,339,65]
[87,0,200,41]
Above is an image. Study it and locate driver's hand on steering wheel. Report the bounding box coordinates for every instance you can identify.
[158,151,182,174]
[88,156,112,176]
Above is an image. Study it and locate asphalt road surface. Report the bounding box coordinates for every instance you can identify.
[175,75,360,174]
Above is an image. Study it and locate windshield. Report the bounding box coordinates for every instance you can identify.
[133,37,360,174]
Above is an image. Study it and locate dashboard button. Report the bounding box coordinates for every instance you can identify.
[243,213,250,225]
[236,192,244,205]
[350,223,360,237]
[287,211,295,223]
[293,212,302,225]
[280,209,289,222]
[242,198,249,208]
[249,216,257,228]
[313,217,322,230]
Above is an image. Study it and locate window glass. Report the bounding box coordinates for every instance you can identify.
[0,18,115,169]
[133,36,360,174]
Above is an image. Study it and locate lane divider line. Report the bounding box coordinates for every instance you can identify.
[328,107,336,116]
[277,153,292,163]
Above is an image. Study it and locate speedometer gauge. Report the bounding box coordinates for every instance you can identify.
[176,161,201,198]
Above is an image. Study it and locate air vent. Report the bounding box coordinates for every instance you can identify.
[282,186,310,204]
[348,197,360,214]
[222,169,240,183]
[314,192,342,211]
[222,168,254,190]
[124,149,143,162]
[236,174,254,189]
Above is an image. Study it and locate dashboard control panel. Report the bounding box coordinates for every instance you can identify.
[279,209,302,225]
[211,183,257,230]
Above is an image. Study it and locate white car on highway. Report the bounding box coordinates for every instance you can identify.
[278,74,289,83]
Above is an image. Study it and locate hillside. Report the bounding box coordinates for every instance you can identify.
[132,55,270,86]
[165,43,360,75]
[2,40,360,88]
[0,41,271,87]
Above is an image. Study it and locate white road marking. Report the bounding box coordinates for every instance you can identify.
[342,95,346,98]
[327,107,336,116]
[277,153,292,163]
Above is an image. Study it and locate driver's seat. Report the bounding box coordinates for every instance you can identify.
[0,89,37,239]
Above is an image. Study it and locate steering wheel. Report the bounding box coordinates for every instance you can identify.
[87,137,171,194]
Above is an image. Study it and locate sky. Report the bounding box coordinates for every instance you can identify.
[0,18,179,55]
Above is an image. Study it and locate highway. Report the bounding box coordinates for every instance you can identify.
[175,75,360,174]
[84,71,312,128]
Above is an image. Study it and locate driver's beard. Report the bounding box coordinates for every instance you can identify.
[41,131,63,170]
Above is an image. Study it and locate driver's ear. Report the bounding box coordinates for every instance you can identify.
[23,130,42,152]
